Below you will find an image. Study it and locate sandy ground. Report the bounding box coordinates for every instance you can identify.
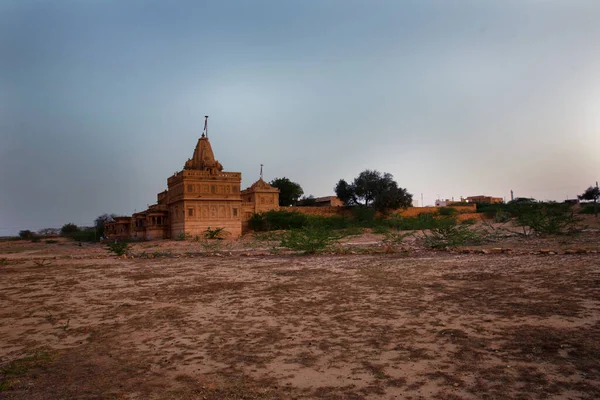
[1,222,599,399]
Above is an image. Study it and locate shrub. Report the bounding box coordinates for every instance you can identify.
[494,209,511,223]
[249,210,309,231]
[175,232,188,241]
[198,239,224,254]
[60,223,80,236]
[352,206,377,223]
[67,229,97,242]
[45,240,59,244]
[515,203,580,236]
[280,226,342,254]
[106,241,130,256]
[438,207,458,216]
[579,204,597,214]
[204,227,227,240]
[19,230,34,240]
[390,213,438,231]
[421,217,484,249]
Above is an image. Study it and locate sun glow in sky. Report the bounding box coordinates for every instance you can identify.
[1,0,599,234]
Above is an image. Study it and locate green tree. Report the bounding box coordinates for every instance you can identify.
[270,177,304,206]
[60,223,80,236]
[19,230,34,240]
[94,213,117,238]
[578,184,599,217]
[334,170,412,212]
[298,195,317,206]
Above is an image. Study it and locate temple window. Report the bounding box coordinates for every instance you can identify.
[233,208,238,217]
[187,184,193,192]
[188,208,194,217]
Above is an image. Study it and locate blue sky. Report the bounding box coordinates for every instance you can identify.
[1,0,599,234]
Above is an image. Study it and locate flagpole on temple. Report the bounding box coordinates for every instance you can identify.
[204,115,209,139]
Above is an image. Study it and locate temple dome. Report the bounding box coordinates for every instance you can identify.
[184,136,223,173]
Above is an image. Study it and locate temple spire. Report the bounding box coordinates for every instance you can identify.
[203,115,209,139]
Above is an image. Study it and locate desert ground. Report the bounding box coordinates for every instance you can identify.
[1,219,599,399]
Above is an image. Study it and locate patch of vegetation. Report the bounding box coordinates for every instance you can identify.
[106,241,130,256]
[175,232,192,241]
[19,230,34,240]
[45,239,59,244]
[421,217,485,249]
[382,231,412,253]
[515,203,580,236]
[438,207,458,216]
[33,259,52,267]
[579,204,597,215]
[250,231,283,254]
[280,226,342,254]
[203,227,228,240]
[0,349,54,392]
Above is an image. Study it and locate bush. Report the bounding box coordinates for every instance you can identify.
[204,227,228,240]
[249,210,309,231]
[352,206,376,223]
[60,223,80,236]
[106,241,130,256]
[438,207,458,216]
[580,204,597,214]
[67,228,97,242]
[421,217,484,249]
[19,230,34,240]
[494,209,511,223]
[390,213,438,231]
[175,232,190,241]
[280,226,342,254]
[515,203,579,236]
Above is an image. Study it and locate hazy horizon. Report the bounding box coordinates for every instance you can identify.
[1,0,599,235]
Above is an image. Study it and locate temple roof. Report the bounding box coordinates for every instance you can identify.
[245,178,279,192]
[184,136,223,173]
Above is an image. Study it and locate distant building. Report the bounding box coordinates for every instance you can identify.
[435,199,451,207]
[311,196,344,207]
[466,195,503,204]
[105,129,279,240]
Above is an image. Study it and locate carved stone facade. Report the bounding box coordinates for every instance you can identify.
[105,133,279,240]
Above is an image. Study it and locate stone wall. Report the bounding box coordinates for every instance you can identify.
[280,206,347,216]
[280,204,477,218]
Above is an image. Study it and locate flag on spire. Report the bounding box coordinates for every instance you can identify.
[203,116,209,138]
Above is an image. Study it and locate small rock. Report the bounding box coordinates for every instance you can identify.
[489,248,503,254]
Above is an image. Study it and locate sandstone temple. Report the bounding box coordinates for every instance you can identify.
[105,125,279,240]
